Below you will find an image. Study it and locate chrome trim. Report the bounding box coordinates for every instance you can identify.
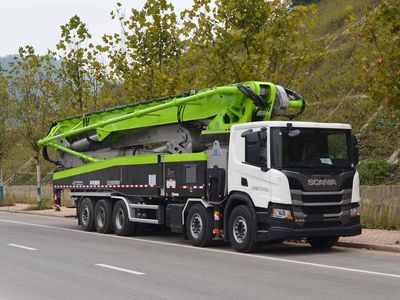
[323,212,342,218]
[71,192,114,197]
[111,196,133,220]
[129,203,161,210]
[290,189,352,195]
[292,199,351,206]
[181,198,211,225]
[129,218,161,224]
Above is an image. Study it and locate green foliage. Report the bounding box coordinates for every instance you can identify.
[312,0,374,36]
[356,0,400,111]
[7,46,61,157]
[0,71,9,165]
[361,198,400,229]
[358,158,393,185]
[104,0,183,100]
[180,0,319,88]
[292,0,320,6]
[24,199,53,210]
[57,15,107,114]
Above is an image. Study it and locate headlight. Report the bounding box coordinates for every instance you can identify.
[350,207,360,218]
[271,208,293,220]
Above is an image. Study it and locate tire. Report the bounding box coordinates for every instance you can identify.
[228,205,259,253]
[307,236,339,250]
[112,200,137,236]
[79,198,96,232]
[94,199,114,234]
[186,204,214,247]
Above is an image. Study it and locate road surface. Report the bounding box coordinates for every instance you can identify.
[0,211,399,299]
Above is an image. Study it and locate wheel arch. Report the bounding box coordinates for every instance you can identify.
[182,198,212,240]
[223,191,257,242]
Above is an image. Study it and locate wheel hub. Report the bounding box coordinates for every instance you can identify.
[190,213,203,239]
[97,207,105,227]
[82,205,89,225]
[233,216,247,244]
[116,208,125,230]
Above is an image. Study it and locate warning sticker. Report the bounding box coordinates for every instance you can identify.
[166,179,176,189]
[148,174,156,186]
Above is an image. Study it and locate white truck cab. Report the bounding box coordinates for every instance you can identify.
[224,121,361,251]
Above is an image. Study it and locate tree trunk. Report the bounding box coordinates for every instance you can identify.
[35,158,42,207]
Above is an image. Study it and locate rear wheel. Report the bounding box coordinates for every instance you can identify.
[186,204,213,247]
[79,198,96,232]
[307,237,339,249]
[228,205,259,253]
[112,200,137,236]
[94,199,114,234]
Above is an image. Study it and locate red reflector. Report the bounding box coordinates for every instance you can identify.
[213,229,222,235]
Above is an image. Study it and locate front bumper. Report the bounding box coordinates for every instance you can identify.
[255,212,361,242]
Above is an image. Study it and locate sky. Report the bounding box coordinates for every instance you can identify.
[0,0,193,56]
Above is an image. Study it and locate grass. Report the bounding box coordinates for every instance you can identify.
[3,192,74,209]
[0,200,15,207]
[361,201,400,230]
[24,198,54,210]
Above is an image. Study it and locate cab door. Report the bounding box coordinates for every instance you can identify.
[228,127,271,209]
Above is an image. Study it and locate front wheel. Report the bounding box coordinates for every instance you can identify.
[307,237,339,250]
[112,200,137,236]
[228,205,259,253]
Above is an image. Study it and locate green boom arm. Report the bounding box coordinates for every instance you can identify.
[38,81,305,162]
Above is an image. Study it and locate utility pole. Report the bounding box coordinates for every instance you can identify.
[35,158,42,207]
[0,167,4,203]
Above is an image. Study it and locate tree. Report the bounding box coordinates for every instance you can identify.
[0,70,10,198]
[180,0,319,88]
[104,0,184,101]
[0,70,9,166]
[292,0,320,6]
[7,46,61,205]
[357,0,400,111]
[57,15,106,114]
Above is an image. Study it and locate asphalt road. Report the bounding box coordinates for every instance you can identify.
[0,212,399,300]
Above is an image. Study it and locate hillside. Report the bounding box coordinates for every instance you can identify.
[296,0,399,184]
[1,0,398,186]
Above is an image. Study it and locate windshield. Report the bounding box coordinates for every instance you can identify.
[271,127,354,171]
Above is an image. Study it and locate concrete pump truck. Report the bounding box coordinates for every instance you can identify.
[38,81,361,252]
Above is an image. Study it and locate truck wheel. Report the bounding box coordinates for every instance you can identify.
[307,237,339,250]
[112,200,136,236]
[228,205,259,253]
[79,198,96,232]
[94,199,114,234]
[186,204,213,247]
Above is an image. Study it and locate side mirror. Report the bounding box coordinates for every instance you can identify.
[351,135,359,166]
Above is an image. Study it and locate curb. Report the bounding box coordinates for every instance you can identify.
[336,241,400,253]
[0,209,75,219]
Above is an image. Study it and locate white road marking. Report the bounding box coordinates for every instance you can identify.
[0,217,400,279]
[8,243,37,251]
[96,263,145,275]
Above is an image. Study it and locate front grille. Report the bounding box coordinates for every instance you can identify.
[302,206,342,215]
[291,191,352,227]
[302,221,342,228]
[302,194,342,203]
